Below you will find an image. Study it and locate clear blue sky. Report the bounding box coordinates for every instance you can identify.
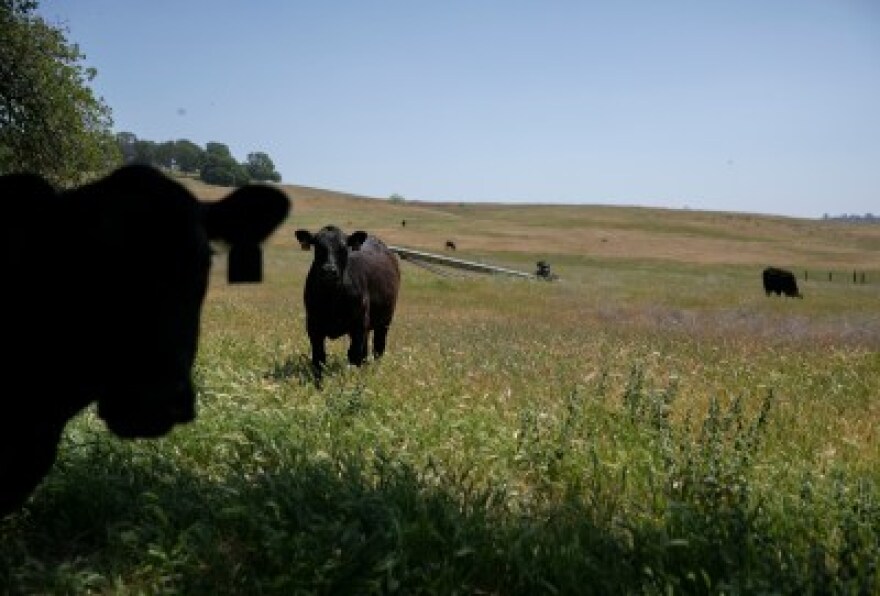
[38,1,880,218]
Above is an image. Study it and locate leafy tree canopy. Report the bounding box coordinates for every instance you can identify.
[173,139,205,173]
[1,0,120,184]
[246,152,281,183]
[201,141,250,186]
[115,133,282,187]
[206,142,233,159]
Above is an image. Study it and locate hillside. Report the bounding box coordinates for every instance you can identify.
[181,176,880,272]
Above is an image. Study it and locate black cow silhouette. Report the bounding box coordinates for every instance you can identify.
[1,165,290,517]
[296,225,400,382]
[762,266,803,298]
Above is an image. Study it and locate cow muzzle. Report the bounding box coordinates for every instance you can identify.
[98,380,196,439]
[319,263,341,282]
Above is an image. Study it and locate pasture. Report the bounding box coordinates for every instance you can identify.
[2,180,878,594]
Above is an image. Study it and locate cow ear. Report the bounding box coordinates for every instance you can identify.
[203,185,290,245]
[295,229,313,250]
[202,185,289,284]
[348,231,368,250]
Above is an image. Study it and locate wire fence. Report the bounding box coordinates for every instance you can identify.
[801,270,876,285]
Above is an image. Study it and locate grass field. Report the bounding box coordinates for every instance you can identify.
[2,180,878,594]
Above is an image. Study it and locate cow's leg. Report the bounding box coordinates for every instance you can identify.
[348,328,367,366]
[308,331,327,379]
[373,325,389,359]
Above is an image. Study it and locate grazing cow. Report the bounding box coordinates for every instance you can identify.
[762,266,803,298]
[445,240,456,251]
[536,260,556,280]
[295,225,400,380]
[1,164,290,517]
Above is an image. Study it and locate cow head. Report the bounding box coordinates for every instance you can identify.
[296,226,367,285]
[67,165,290,438]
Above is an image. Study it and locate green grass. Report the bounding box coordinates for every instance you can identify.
[2,192,879,594]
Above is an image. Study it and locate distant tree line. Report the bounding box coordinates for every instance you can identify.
[115,132,281,186]
[822,213,878,223]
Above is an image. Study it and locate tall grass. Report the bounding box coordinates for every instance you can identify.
[2,221,878,593]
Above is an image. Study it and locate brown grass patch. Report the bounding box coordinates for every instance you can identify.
[182,176,880,271]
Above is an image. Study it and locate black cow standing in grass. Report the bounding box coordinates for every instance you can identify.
[0,165,290,517]
[762,266,803,298]
[295,225,400,381]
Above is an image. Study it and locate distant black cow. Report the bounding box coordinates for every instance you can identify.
[536,260,555,280]
[1,165,290,517]
[295,225,400,381]
[445,240,456,250]
[762,266,803,298]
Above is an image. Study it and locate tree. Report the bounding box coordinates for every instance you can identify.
[173,139,205,174]
[200,141,250,186]
[115,131,139,163]
[245,151,281,182]
[131,139,157,165]
[0,1,120,184]
[205,142,232,159]
[153,140,176,170]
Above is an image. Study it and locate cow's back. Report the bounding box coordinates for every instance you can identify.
[348,236,400,328]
